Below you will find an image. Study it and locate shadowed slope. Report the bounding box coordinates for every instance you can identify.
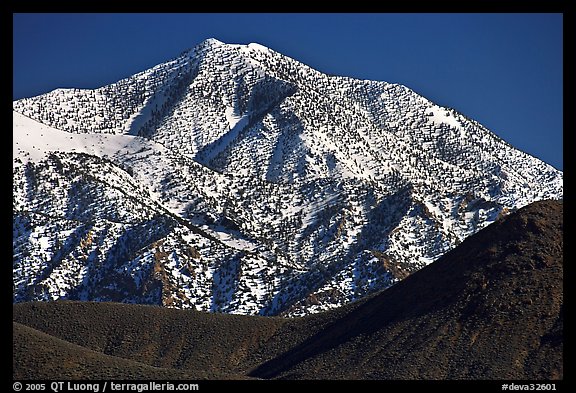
[249,200,563,379]
[13,301,289,377]
[13,322,249,380]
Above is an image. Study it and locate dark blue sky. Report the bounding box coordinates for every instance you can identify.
[13,13,563,170]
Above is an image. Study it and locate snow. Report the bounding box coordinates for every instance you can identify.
[204,38,224,46]
[12,38,563,317]
[224,106,243,129]
[125,93,166,136]
[13,111,170,166]
[199,112,250,163]
[206,225,258,252]
[298,190,340,238]
[427,105,463,131]
[248,42,269,52]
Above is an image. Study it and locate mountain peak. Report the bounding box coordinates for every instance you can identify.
[12,39,562,317]
[200,38,269,52]
[201,37,225,47]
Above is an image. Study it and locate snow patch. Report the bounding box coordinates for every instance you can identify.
[13,111,167,165]
[248,43,269,52]
[427,105,462,131]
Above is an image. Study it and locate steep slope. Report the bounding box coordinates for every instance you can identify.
[13,200,563,380]
[12,38,563,316]
[13,111,284,313]
[250,200,563,379]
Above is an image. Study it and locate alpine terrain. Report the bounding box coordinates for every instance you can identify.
[13,38,563,316]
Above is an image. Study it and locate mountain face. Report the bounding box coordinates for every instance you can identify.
[12,38,563,316]
[13,200,564,380]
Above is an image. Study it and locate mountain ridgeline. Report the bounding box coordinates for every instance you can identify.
[13,200,563,379]
[12,38,562,316]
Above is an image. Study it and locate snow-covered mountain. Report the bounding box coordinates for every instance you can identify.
[13,38,563,316]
